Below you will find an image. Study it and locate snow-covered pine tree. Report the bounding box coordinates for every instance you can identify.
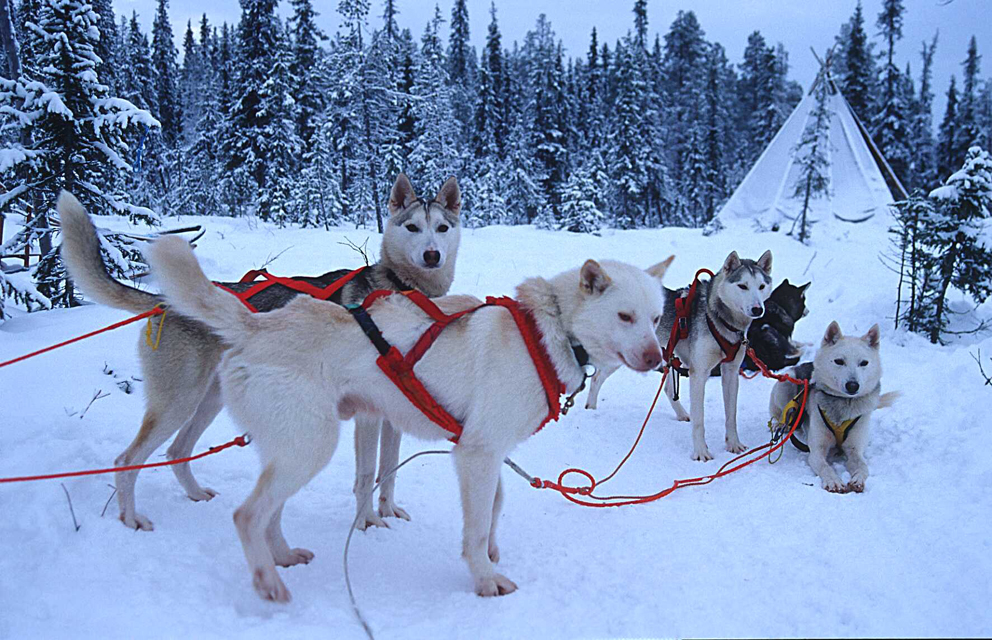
[446,0,476,148]
[738,30,779,169]
[661,10,708,225]
[701,42,735,222]
[408,5,459,203]
[889,191,935,333]
[922,146,992,343]
[789,67,832,244]
[92,0,119,93]
[0,0,157,311]
[558,159,605,233]
[837,0,874,124]
[952,37,983,169]
[938,75,959,182]
[909,33,939,192]
[871,0,911,186]
[256,24,300,225]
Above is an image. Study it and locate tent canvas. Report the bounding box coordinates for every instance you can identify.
[716,59,906,233]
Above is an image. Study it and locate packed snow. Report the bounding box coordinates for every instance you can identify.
[1,214,990,638]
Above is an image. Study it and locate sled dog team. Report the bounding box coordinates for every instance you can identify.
[58,175,897,603]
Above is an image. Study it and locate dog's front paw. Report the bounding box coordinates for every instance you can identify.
[847,471,867,493]
[725,438,747,454]
[274,547,314,567]
[675,414,691,422]
[253,567,291,603]
[476,573,517,597]
[691,446,714,462]
[822,477,848,493]
[378,500,411,521]
[585,399,598,410]
[121,511,154,531]
[187,487,218,502]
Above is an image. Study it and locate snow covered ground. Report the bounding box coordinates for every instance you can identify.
[2,214,991,638]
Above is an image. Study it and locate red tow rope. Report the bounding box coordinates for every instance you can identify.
[0,434,250,484]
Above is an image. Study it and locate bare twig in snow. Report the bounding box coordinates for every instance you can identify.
[802,251,817,276]
[61,483,81,532]
[78,389,110,419]
[257,246,293,271]
[973,350,992,387]
[101,484,117,518]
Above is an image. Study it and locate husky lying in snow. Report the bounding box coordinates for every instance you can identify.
[58,175,461,532]
[587,250,773,462]
[769,321,900,493]
[145,233,673,601]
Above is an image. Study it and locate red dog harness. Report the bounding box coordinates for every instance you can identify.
[347,289,566,443]
[213,266,368,311]
[212,268,569,443]
[662,268,744,376]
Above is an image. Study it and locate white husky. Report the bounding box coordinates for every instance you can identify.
[769,321,899,493]
[146,234,673,602]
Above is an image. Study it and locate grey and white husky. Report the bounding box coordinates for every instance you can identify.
[58,174,461,531]
[768,321,899,493]
[586,250,773,462]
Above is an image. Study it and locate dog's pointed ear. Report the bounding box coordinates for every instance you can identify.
[862,324,880,350]
[722,251,742,274]
[580,259,611,295]
[782,278,790,286]
[646,255,674,282]
[434,177,461,216]
[798,281,811,294]
[389,174,418,216]
[756,250,773,274]
[823,321,842,346]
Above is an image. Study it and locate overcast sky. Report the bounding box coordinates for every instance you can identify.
[116,0,988,117]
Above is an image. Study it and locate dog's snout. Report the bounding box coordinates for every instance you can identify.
[423,250,441,267]
[642,347,662,370]
[845,380,860,395]
[750,306,763,318]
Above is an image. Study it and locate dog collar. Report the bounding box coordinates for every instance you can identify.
[385,269,415,292]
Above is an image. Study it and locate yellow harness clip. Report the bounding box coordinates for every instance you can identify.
[145,305,167,351]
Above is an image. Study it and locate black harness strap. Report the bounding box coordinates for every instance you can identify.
[348,305,392,357]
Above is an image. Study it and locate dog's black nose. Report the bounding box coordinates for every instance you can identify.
[423,250,441,267]
[845,381,860,395]
[750,306,763,317]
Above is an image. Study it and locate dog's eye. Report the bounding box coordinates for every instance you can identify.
[405,224,420,233]
[437,224,449,233]
[652,316,661,326]
[859,360,869,367]
[833,358,845,366]
[618,312,633,323]
[759,284,765,290]
[738,284,748,290]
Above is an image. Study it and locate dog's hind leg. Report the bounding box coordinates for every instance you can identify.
[664,369,690,422]
[167,375,223,502]
[376,420,410,521]
[353,414,385,530]
[115,391,205,531]
[719,361,747,453]
[454,447,517,597]
[265,504,314,567]
[236,425,340,603]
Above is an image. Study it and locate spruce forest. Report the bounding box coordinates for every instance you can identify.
[0,0,990,313]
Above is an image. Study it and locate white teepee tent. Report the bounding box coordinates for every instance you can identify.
[716,52,906,233]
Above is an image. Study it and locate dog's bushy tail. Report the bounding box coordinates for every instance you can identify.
[878,391,902,409]
[146,236,253,342]
[58,191,160,313]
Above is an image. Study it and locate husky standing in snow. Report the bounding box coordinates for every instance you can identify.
[58,174,461,531]
[586,250,773,462]
[768,321,900,493]
[144,232,673,601]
